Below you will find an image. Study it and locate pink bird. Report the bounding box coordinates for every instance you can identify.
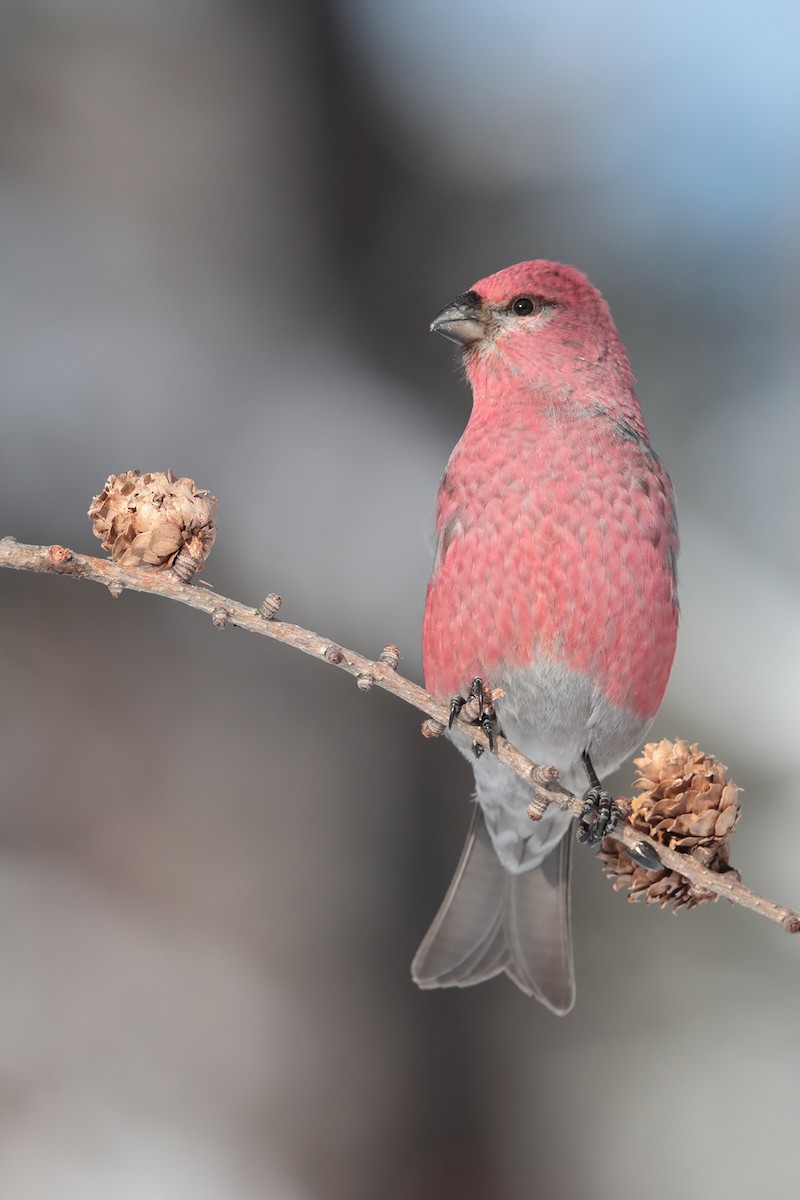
[413,261,679,1013]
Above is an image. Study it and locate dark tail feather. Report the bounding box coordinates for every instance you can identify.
[411,806,575,1015]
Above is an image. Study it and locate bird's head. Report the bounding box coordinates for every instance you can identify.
[430,260,634,395]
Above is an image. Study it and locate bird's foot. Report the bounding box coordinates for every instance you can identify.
[577,786,621,845]
[576,750,622,846]
[448,676,500,757]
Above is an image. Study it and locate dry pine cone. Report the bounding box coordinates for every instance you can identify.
[599,739,742,911]
[629,738,741,848]
[88,470,218,581]
[599,838,736,911]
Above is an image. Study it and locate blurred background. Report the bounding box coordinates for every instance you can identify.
[1,1,799,1196]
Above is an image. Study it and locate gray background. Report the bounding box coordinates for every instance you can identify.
[1,2,799,1197]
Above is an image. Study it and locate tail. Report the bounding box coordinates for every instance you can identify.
[411,805,575,1014]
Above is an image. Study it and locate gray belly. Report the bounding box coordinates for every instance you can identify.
[450,659,650,874]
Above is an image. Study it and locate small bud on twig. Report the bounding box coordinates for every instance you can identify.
[528,767,559,819]
[211,607,229,629]
[527,795,550,821]
[258,593,282,619]
[421,718,445,738]
[530,763,559,788]
[356,673,374,691]
[47,545,73,570]
[379,645,401,670]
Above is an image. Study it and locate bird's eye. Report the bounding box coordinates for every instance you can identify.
[511,296,538,316]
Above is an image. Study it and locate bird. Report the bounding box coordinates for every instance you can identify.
[413,260,679,1013]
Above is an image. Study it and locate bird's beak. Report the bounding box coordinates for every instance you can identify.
[430,291,486,346]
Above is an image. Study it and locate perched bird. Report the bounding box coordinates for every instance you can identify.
[413,261,679,1013]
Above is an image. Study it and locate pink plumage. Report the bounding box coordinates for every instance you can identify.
[414,261,678,1012]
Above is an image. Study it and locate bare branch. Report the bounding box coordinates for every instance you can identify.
[2,535,798,936]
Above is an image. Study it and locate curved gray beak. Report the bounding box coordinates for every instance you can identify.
[430,291,485,346]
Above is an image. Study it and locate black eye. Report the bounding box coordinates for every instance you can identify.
[511,296,537,316]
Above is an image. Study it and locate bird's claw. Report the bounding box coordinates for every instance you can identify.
[479,711,495,751]
[577,750,622,845]
[448,695,465,729]
[577,785,621,846]
[448,677,499,756]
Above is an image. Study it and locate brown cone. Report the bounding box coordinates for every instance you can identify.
[598,739,742,911]
[598,837,737,910]
[88,470,218,579]
[630,738,741,849]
